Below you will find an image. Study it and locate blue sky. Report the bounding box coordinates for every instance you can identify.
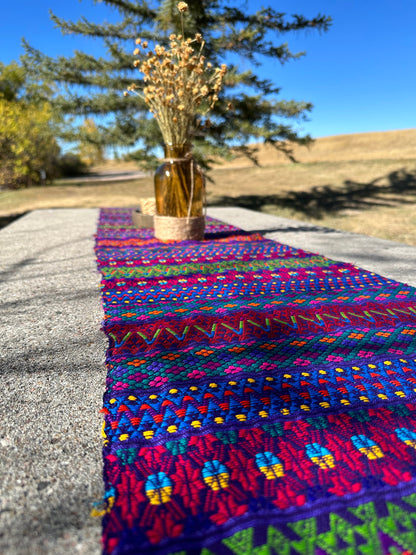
[1,0,415,138]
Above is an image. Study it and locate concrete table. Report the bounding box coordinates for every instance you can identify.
[1,207,415,554]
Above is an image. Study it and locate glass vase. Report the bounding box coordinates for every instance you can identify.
[154,144,204,218]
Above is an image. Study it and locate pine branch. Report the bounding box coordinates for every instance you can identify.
[53,91,146,115]
[220,7,331,34]
[49,11,135,39]
[94,0,156,19]
[22,42,137,86]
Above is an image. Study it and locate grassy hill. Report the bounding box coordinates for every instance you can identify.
[213,128,416,167]
[1,129,416,245]
[207,129,416,245]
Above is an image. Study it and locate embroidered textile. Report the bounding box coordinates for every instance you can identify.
[96,208,416,554]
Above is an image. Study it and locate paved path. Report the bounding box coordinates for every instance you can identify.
[57,170,148,184]
[1,207,416,554]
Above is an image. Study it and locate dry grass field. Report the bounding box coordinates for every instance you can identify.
[1,128,416,245]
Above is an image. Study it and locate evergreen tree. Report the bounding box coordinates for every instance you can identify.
[22,1,331,169]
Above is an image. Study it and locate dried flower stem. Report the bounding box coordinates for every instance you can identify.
[125,3,226,146]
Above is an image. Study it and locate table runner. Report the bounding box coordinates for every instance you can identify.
[96,208,416,555]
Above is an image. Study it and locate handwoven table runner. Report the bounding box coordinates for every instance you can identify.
[96,208,416,555]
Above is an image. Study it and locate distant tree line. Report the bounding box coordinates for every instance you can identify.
[0,62,59,188]
[0,62,105,189]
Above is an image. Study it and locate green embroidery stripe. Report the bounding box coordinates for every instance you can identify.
[167,494,416,555]
[101,255,331,279]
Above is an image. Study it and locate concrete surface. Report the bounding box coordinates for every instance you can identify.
[0,209,106,555]
[209,207,416,287]
[1,206,416,555]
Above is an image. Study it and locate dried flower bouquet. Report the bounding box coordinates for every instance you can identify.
[125,2,226,146]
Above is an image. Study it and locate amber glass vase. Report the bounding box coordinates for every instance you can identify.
[154,144,204,218]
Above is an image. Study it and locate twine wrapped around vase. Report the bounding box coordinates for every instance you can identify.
[154,214,205,241]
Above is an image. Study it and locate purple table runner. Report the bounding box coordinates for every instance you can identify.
[96,208,416,555]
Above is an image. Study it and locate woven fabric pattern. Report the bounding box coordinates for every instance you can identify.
[96,208,416,555]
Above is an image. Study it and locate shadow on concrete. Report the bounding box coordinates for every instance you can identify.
[209,167,416,219]
[0,480,102,554]
[0,213,27,230]
[0,236,94,281]
[249,225,339,235]
[0,285,101,314]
